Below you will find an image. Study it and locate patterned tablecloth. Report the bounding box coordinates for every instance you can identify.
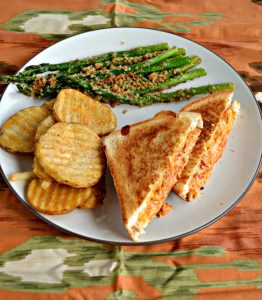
[0,1,261,299]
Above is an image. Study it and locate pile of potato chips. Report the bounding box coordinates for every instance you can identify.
[0,89,117,214]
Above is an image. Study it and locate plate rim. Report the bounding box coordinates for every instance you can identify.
[0,27,261,246]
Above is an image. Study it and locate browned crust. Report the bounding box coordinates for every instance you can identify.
[104,112,202,241]
[180,90,233,112]
[154,110,177,119]
[175,103,238,201]
[104,113,173,225]
[157,203,173,218]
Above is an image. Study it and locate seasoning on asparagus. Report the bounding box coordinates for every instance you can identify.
[91,83,235,106]
[134,68,207,95]
[0,43,235,107]
[0,46,186,85]
[21,43,170,76]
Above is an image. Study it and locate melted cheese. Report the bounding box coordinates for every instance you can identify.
[186,103,239,200]
[128,128,202,240]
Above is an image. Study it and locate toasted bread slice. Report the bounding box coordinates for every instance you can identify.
[155,110,201,181]
[53,89,117,136]
[103,111,202,241]
[174,90,240,200]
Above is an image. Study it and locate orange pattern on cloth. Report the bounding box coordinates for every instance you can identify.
[0,0,261,299]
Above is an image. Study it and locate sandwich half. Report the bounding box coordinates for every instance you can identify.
[173,90,240,201]
[103,111,203,241]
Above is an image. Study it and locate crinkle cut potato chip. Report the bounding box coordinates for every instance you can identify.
[0,106,51,154]
[54,89,117,136]
[27,178,104,215]
[35,114,56,142]
[36,122,106,188]
[33,156,52,181]
[41,99,56,110]
[80,176,105,209]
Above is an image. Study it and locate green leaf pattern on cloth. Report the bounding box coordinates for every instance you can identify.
[0,236,261,297]
[0,9,112,40]
[0,0,223,40]
[102,0,222,32]
[107,290,137,300]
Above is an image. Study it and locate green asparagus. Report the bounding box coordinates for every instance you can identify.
[132,82,235,106]
[21,43,170,76]
[92,83,235,106]
[0,74,36,84]
[135,68,207,95]
[0,42,235,107]
[137,55,200,74]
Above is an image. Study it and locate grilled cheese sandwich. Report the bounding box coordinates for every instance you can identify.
[103,111,203,241]
[174,90,240,200]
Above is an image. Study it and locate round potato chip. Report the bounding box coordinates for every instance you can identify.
[53,89,116,136]
[36,122,105,188]
[41,99,56,110]
[35,114,56,142]
[0,106,51,154]
[27,178,104,215]
[33,156,52,181]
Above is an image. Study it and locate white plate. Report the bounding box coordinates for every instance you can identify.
[0,28,261,245]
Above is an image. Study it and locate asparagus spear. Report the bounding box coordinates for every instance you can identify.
[0,47,185,85]
[166,56,202,76]
[59,68,206,100]
[132,83,235,106]
[16,81,62,98]
[53,49,170,76]
[102,47,185,77]
[0,74,36,84]
[89,82,234,106]
[85,56,200,83]
[0,47,186,82]
[16,73,234,106]
[133,82,235,106]
[135,68,207,95]
[136,55,198,74]
[60,73,233,105]
[17,83,34,96]
[21,43,170,76]
[132,47,185,70]
[1,41,232,107]
[1,53,194,98]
